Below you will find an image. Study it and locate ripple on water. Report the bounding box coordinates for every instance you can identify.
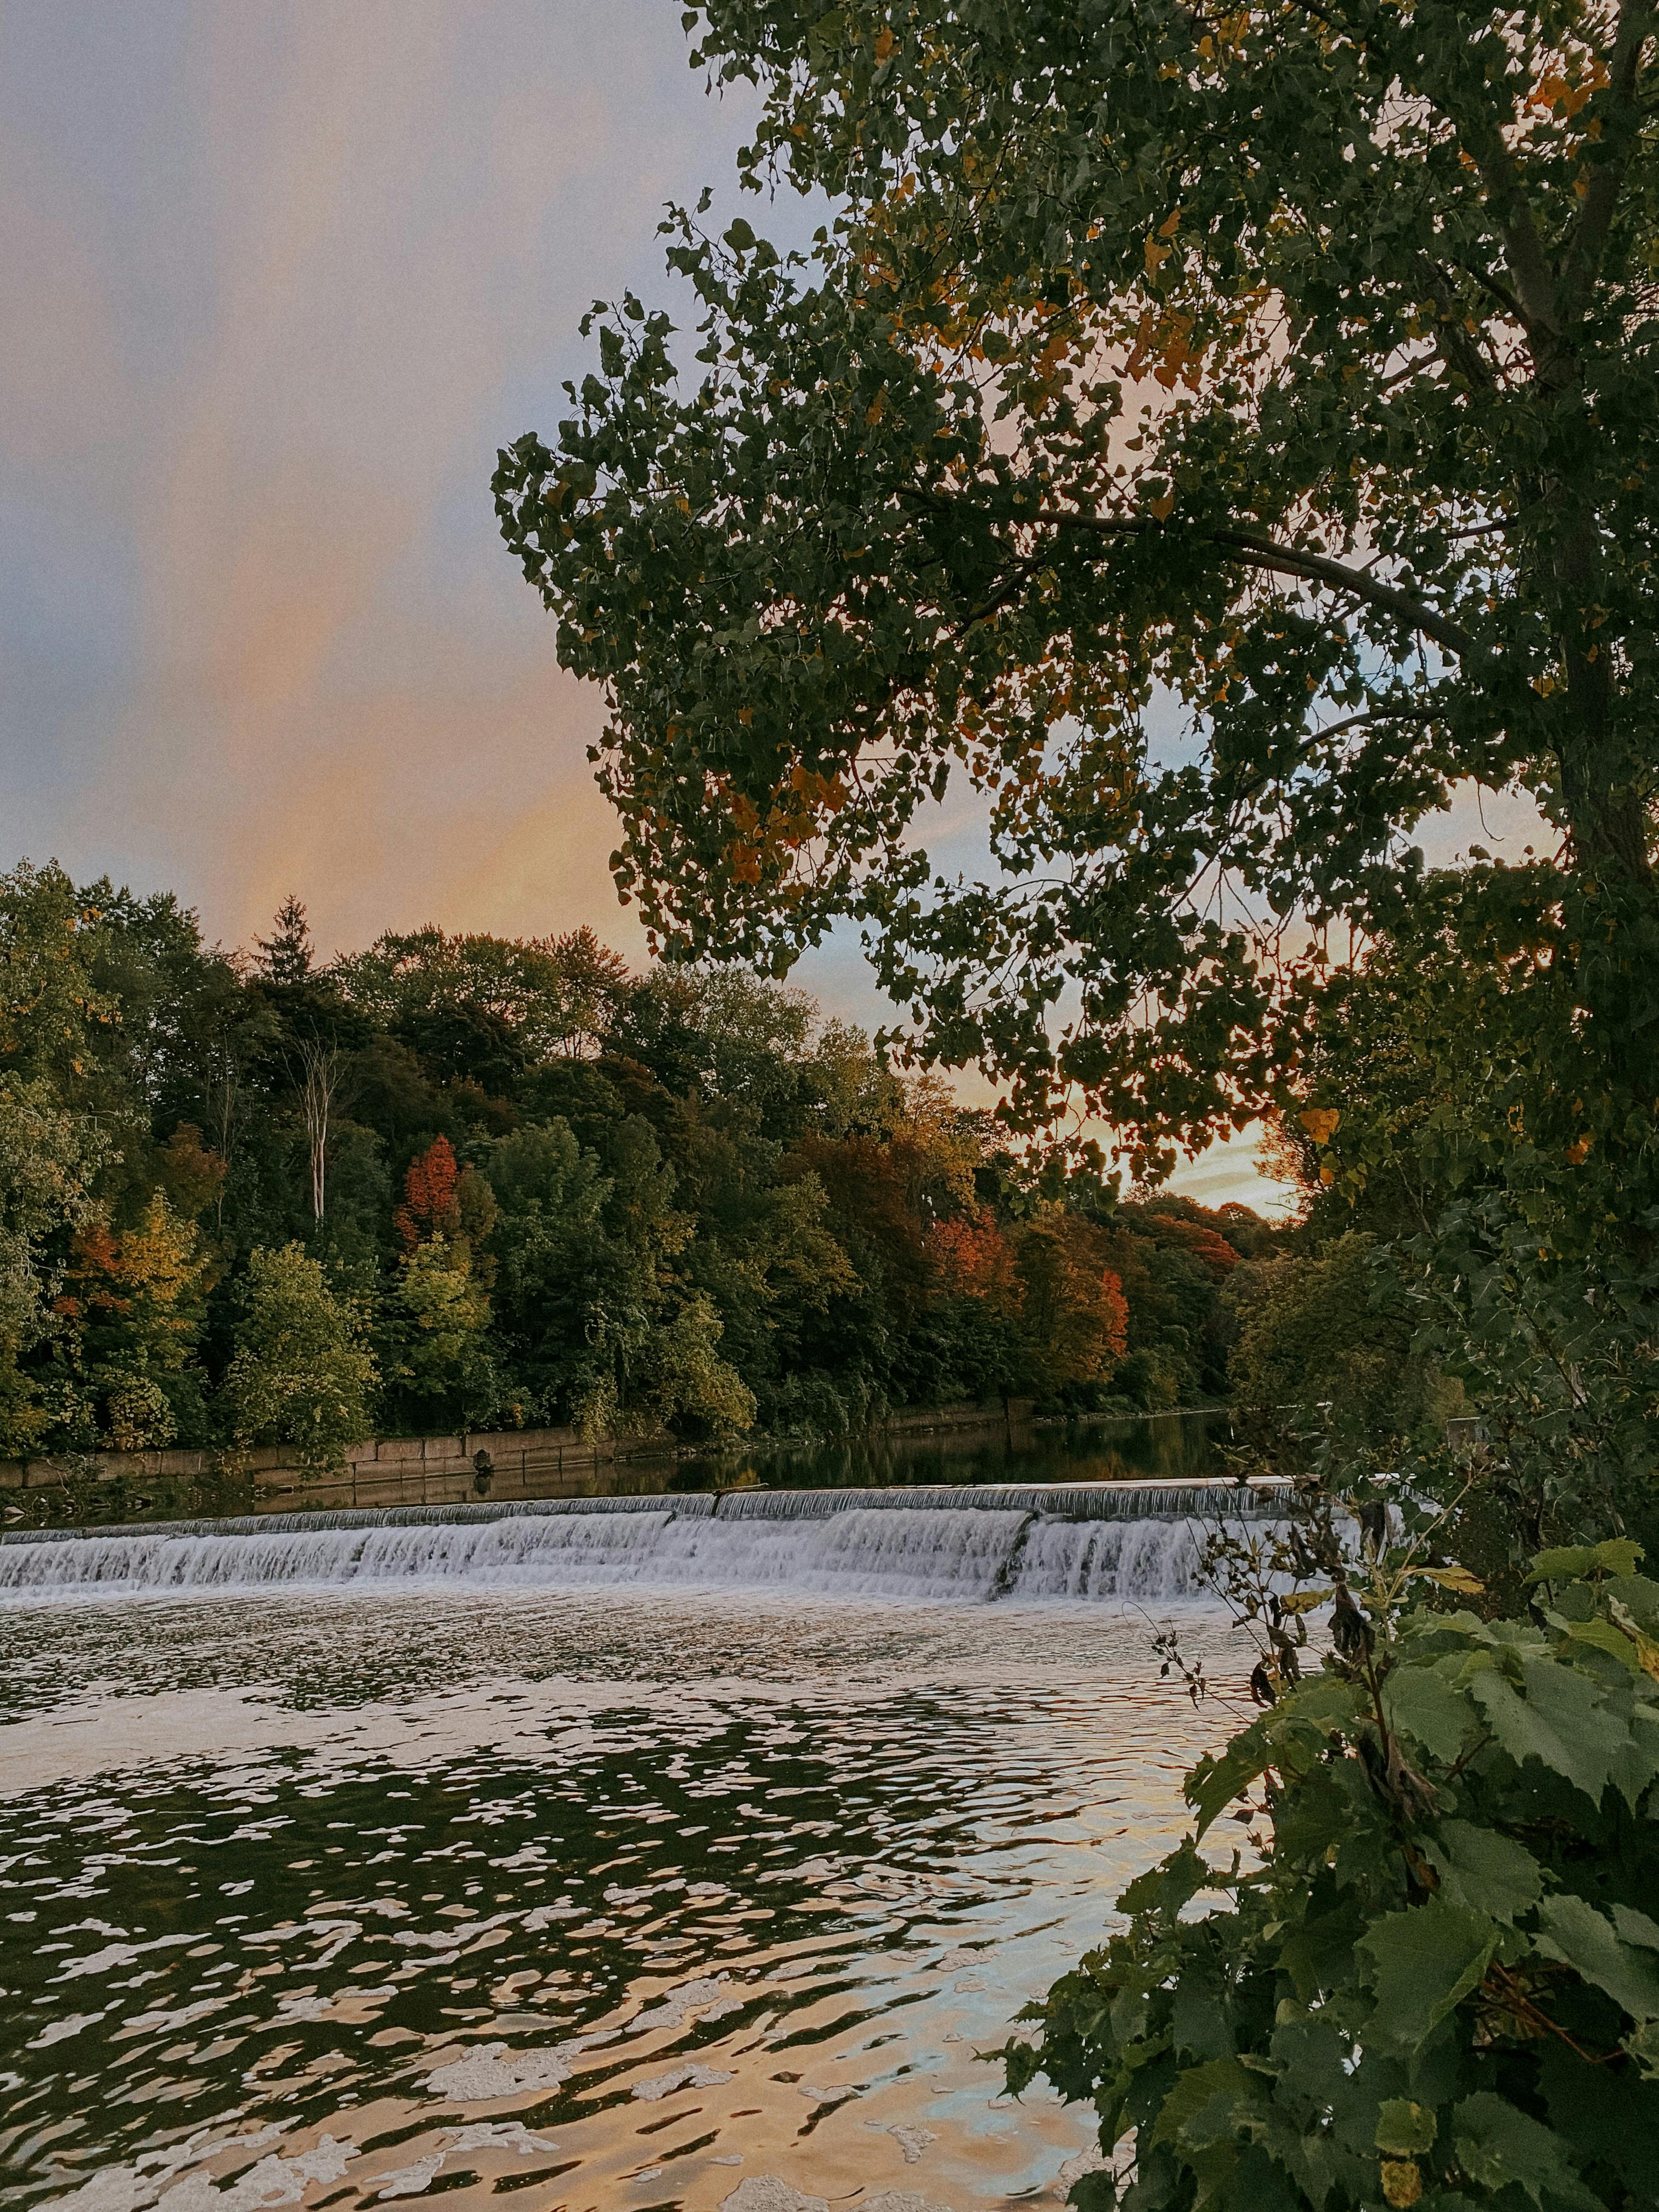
[0,1586,1241,2211]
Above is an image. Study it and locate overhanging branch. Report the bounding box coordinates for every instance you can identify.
[1025,506,1482,660]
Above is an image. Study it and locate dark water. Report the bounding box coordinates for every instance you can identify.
[676,1410,1224,1498]
[0,1483,1247,2212]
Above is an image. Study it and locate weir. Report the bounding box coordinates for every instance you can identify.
[0,1477,1287,1606]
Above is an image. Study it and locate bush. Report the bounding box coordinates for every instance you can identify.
[1008,1539,1659,2209]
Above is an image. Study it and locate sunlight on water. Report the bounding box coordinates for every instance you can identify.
[0,1551,1248,2210]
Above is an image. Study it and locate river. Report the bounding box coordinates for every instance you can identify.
[0,1427,1258,2212]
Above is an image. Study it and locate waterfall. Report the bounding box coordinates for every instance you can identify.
[0,1480,1286,1607]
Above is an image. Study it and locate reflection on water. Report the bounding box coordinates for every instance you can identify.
[685,1409,1226,1496]
[0,1587,1241,2211]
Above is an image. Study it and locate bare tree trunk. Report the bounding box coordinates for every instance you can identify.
[211,1069,237,1235]
[295,1041,340,1222]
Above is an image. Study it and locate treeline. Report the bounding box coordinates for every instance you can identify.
[0,862,1274,1464]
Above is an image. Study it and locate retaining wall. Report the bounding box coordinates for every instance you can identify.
[0,1397,1030,1517]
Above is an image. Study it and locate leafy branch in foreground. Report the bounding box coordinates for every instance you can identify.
[1005,1538,1659,2209]
[496,0,1659,1174]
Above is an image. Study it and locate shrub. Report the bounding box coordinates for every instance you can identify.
[1007,1539,1659,2209]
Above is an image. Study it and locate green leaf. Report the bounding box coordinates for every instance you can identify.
[1149,2056,1261,2152]
[1423,1818,1542,1924]
[1375,2098,1436,2156]
[1359,1898,1499,2051]
[1558,1615,1649,1672]
[1613,1902,1659,1952]
[724,217,756,252]
[1534,1894,1659,2021]
[1527,1539,1645,1586]
[1451,2092,1602,2211]
[1187,1733,1274,1837]
[1609,1596,1659,1681]
[1118,1838,1212,1919]
[804,7,845,60]
[1383,1661,1477,1765]
[1469,1655,1647,1808]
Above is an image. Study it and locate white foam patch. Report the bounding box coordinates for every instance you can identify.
[631,2063,734,2101]
[420,2041,579,2103]
[627,1975,730,2032]
[157,2138,357,2212]
[27,2011,105,2049]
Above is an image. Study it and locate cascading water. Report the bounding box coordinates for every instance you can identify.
[0,1479,1287,1607]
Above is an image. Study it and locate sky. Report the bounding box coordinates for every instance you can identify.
[0,2,1540,1216]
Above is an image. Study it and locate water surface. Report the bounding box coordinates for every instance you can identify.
[1,1531,1245,2210]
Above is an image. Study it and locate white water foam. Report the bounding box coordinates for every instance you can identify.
[0,1489,1260,1608]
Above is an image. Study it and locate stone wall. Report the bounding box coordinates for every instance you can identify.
[0,1398,1030,1520]
[0,1426,630,1517]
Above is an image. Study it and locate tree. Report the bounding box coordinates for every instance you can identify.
[1012,1211,1132,1396]
[384,1237,495,1432]
[0,1077,112,1454]
[484,1119,619,1423]
[625,1291,758,1442]
[393,1135,498,1273]
[1226,1231,1457,1465]
[253,896,362,1223]
[495,0,1658,1184]
[219,1243,376,1468]
[334,924,631,1090]
[0,861,120,1093]
[52,1192,215,1450]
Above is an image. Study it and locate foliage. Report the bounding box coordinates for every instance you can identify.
[334,923,630,1090]
[1010,1212,1131,1396]
[617,1290,759,1443]
[393,1135,499,1274]
[1245,869,1659,1564]
[219,1243,376,1469]
[0,1075,115,1454]
[48,1193,215,1451]
[1007,1537,1659,2210]
[0,864,1263,1466]
[495,0,1659,1176]
[1226,1233,1460,1470]
[383,1235,496,1434]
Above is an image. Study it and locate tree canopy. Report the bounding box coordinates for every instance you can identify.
[495,0,1657,1171]
[0,862,1260,1482]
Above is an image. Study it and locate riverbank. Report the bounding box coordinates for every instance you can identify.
[0,1402,1227,1529]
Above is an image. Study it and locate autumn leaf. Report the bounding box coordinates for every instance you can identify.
[1417,1567,1486,1596]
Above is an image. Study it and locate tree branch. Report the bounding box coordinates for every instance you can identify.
[1561,0,1657,320]
[1024,507,1481,659]
[1304,703,1443,745]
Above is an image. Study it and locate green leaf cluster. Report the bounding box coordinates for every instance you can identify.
[1007,1545,1659,2209]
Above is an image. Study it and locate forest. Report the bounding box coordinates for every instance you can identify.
[0,859,1287,1468]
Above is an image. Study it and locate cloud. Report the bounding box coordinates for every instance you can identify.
[2,0,751,961]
